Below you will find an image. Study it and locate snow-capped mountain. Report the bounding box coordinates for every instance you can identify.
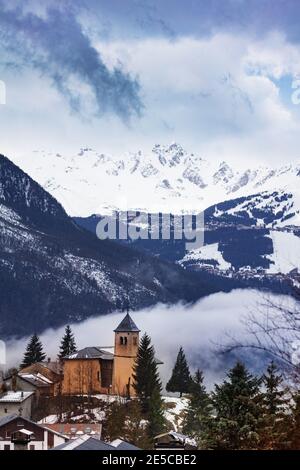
[11,143,300,225]
[0,154,216,338]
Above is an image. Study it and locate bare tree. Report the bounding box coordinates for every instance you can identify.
[223,289,300,385]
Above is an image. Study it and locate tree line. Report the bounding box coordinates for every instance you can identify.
[165,347,300,450]
[18,328,300,449]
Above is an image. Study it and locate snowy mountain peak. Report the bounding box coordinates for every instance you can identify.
[153,142,186,167]
[10,145,300,221]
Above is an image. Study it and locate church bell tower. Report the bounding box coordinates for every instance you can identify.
[113,312,140,397]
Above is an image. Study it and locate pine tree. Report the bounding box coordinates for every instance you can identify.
[260,361,291,449]
[147,387,166,439]
[58,325,77,359]
[289,392,300,449]
[209,361,263,450]
[166,347,191,397]
[182,369,213,448]
[21,334,46,368]
[133,333,162,412]
[133,333,165,438]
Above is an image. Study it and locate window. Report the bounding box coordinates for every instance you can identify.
[29,445,35,451]
[4,408,8,414]
[5,431,11,439]
[4,445,10,451]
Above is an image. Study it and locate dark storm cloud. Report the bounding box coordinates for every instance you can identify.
[0,2,143,120]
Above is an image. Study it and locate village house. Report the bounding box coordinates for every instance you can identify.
[62,313,142,397]
[5,361,63,400]
[0,414,67,450]
[0,391,34,419]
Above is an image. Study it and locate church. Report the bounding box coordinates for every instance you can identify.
[62,313,142,397]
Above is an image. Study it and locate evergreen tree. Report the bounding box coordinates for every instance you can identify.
[133,333,165,438]
[260,361,291,449]
[58,325,77,359]
[289,392,300,450]
[133,333,162,412]
[209,361,263,450]
[166,347,191,397]
[182,369,213,448]
[21,334,46,368]
[147,387,166,439]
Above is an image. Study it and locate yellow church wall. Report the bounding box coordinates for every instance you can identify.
[112,355,136,396]
[62,359,109,395]
[113,331,139,397]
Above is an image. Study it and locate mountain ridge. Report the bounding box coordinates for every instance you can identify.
[11,143,300,224]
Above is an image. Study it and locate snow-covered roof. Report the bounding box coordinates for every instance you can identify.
[0,391,34,403]
[110,438,140,450]
[18,428,34,436]
[19,372,54,386]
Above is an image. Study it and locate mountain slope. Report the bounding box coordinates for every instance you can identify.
[0,154,217,338]
[11,143,300,221]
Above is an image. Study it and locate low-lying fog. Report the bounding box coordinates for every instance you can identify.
[5,289,298,389]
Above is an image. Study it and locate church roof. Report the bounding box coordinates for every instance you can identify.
[114,313,140,333]
[66,347,114,360]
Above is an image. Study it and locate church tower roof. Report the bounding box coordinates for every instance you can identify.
[114,313,140,333]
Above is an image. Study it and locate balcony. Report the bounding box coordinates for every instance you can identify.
[11,429,33,445]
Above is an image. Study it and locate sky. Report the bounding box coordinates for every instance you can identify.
[1,1,300,165]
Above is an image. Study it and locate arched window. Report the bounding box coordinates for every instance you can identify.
[120,336,128,345]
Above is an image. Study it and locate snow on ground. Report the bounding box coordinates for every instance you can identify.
[179,242,231,270]
[38,395,188,431]
[163,396,189,431]
[266,231,300,274]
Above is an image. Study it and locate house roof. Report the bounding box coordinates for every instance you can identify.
[52,435,115,451]
[154,431,197,448]
[38,361,62,375]
[110,438,140,450]
[0,414,67,440]
[0,414,18,427]
[0,391,34,403]
[18,373,54,388]
[66,347,114,360]
[44,423,101,439]
[114,313,140,333]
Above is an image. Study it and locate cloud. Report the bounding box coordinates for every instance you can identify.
[80,0,300,45]
[0,2,143,120]
[95,33,300,166]
[5,289,293,390]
